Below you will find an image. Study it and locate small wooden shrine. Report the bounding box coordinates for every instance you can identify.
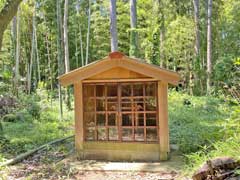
[59,52,180,161]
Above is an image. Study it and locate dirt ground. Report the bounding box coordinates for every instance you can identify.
[0,142,185,180]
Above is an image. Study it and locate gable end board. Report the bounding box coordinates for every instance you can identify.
[58,53,181,86]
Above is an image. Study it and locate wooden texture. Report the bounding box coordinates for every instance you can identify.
[81,141,160,161]
[87,67,148,80]
[158,81,169,160]
[74,82,84,151]
[58,53,180,86]
[83,78,155,83]
[83,82,158,143]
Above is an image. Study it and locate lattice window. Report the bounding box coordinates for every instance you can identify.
[83,82,158,143]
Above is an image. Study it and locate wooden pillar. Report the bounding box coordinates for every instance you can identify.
[158,81,169,160]
[74,82,84,152]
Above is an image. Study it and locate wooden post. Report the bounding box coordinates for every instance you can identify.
[74,82,83,152]
[158,81,169,160]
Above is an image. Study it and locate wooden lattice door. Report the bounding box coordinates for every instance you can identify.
[83,82,158,142]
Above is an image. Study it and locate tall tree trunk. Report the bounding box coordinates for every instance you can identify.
[11,16,17,94]
[159,27,165,67]
[79,23,84,66]
[76,0,84,66]
[158,0,165,68]
[33,5,40,83]
[207,0,212,94]
[35,27,40,82]
[85,0,91,65]
[0,0,23,50]
[28,10,36,94]
[14,8,21,96]
[63,0,70,73]
[63,0,71,110]
[109,0,118,52]
[57,0,63,120]
[75,30,79,68]
[45,33,53,105]
[192,0,200,94]
[129,0,138,57]
[193,0,200,56]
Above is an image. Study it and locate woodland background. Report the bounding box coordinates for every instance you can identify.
[0,0,239,179]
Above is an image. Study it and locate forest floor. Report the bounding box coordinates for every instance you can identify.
[0,140,184,180]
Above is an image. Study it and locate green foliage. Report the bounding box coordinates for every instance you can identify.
[183,107,240,174]
[0,93,73,159]
[17,93,41,119]
[169,90,231,153]
[165,16,195,69]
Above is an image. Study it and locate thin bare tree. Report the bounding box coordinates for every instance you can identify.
[207,0,212,93]
[14,7,21,96]
[56,0,63,120]
[63,0,70,73]
[63,0,71,110]
[129,0,138,57]
[193,0,200,57]
[85,0,91,65]
[110,0,118,52]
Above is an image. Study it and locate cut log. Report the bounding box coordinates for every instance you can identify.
[192,157,240,180]
[0,135,73,167]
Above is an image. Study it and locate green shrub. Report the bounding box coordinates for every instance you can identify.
[169,91,229,153]
[26,102,40,118]
[184,107,240,174]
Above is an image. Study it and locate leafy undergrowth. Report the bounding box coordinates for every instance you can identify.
[0,89,74,162]
[168,91,239,176]
[168,90,235,153]
[184,106,240,174]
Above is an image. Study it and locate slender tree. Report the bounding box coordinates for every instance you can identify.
[207,0,212,93]
[85,0,91,65]
[11,16,17,93]
[79,23,84,66]
[33,5,40,83]
[76,0,84,66]
[28,10,35,94]
[63,0,71,110]
[158,0,165,68]
[193,0,200,57]
[192,0,201,94]
[75,30,79,67]
[45,31,53,104]
[109,0,118,52]
[14,7,21,96]
[56,0,63,120]
[30,4,40,88]
[63,0,70,72]
[129,0,138,57]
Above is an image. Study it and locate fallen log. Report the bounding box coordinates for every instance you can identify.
[0,135,74,167]
[192,157,240,180]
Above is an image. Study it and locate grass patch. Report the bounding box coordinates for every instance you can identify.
[168,91,231,153]
[184,107,240,174]
[0,91,74,162]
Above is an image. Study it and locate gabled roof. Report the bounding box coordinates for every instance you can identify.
[58,52,181,86]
